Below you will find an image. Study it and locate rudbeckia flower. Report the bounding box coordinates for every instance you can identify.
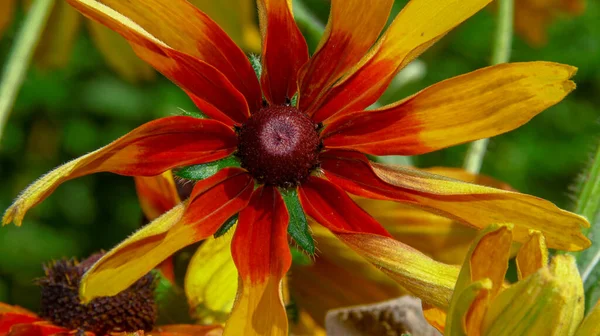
[0,254,223,336]
[439,224,600,336]
[2,0,591,334]
[514,0,585,46]
[0,0,259,82]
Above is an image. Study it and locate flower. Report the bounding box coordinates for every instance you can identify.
[0,0,259,82]
[436,224,600,336]
[2,0,590,334]
[0,254,223,336]
[514,0,585,46]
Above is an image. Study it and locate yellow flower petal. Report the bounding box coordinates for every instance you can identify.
[86,20,155,83]
[422,304,447,334]
[356,197,476,264]
[33,1,81,69]
[446,279,493,336]
[80,203,192,302]
[187,0,261,53]
[575,298,600,336]
[447,225,513,336]
[481,255,584,336]
[185,230,237,324]
[337,232,459,309]
[516,230,548,280]
[0,0,15,38]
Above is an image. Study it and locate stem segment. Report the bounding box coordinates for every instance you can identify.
[0,0,55,143]
[463,0,513,174]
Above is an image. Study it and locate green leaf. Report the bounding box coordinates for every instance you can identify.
[178,108,208,119]
[214,214,238,238]
[290,246,313,266]
[280,188,314,255]
[574,143,600,312]
[176,156,240,180]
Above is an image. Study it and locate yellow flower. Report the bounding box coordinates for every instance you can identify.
[0,0,260,82]
[437,224,598,336]
[513,0,585,46]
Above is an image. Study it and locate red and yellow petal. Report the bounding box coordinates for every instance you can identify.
[320,150,590,251]
[0,304,41,334]
[3,117,236,227]
[322,62,576,155]
[298,0,393,113]
[3,321,68,336]
[257,0,309,105]
[299,177,459,309]
[80,168,253,302]
[134,172,180,221]
[310,0,493,123]
[225,186,291,336]
[153,324,223,336]
[66,0,261,124]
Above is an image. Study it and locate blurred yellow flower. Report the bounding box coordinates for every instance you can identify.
[0,0,260,83]
[513,0,585,46]
[435,224,598,336]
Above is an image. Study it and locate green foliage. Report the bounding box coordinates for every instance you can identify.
[214,214,238,238]
[175,156,241,180]
[281,188,315,255]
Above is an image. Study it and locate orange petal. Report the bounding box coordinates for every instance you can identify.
[0,311,41,334]
[225,187,291,336]
[86,20,155,83]
[80,169,253,302]
[66,0,261,123]
[2,321,67,336]
[3,117,236,226]
[257,0,309,105]
[422,304,447,334]
[134,171,180,221]
[322,62,576,155]
[516,231,548,280]
[320,150,590,251]
[298,0,393,113]
[299,177,459,309]
[0,0,15,39]
[310,0,493,122]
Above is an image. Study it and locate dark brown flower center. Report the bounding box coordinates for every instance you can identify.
[38,253,157,334]
[237,105,321,188]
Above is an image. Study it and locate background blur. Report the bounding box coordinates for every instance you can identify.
[0,0,598,311]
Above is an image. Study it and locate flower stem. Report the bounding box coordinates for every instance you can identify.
[463,0,513,174]
[0,0,55,143]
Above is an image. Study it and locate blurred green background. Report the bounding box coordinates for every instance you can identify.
[0,0,598,311]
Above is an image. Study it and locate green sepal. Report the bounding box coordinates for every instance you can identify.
[249,54,262,79]
[178,108,208,119]
[280,188,314,255]
[290,246,313,266]
[214,214,238,238]
[176,156,241,180]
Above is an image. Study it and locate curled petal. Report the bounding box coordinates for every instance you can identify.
[80,169,253,302]
[322,62,576,155]
[516,231,548,281]
[258,0,309,104]
[310,0,493,122]
[67,0,260,125]
[3,117,236,226]
[298,0,393,112]
[448,225,513,335]
[481,255,584,336]
[185,231,237,324]
[299,177,458,309]
[320,150,590,251]
[225,187,291,336]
